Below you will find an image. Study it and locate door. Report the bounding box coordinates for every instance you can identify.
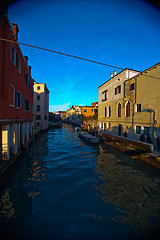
[118,124,122,136]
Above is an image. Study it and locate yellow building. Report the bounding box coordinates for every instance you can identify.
[81,102,98,118]
[66,105,81,118]
[98,63,160,147]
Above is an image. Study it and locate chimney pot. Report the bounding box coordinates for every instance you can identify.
[12,23,19,40]
[110,73,113,78]
[114,70,117,76]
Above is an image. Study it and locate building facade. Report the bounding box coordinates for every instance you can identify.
[98,63,160,147]
[81,102,98,118]
[0,10,34,160]
[98,68,140,134]
[33,83,49,130]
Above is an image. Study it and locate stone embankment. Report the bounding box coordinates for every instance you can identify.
[100,132,160,170]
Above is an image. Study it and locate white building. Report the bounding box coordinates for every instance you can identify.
[33,82,49,130]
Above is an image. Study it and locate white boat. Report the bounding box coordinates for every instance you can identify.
[78,131,99,144]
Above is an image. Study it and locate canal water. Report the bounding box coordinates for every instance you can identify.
[0,124,160,240]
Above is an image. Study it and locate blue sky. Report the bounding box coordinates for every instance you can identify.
[8,0,160,112]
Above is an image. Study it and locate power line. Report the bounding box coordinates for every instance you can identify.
[0,37,124,70]
[0,37,160,80]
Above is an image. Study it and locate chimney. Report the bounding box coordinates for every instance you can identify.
[28,66,31,74]
[110,73,113,78]
[24,56,28,65]
[114,70,117,76]
[12,23,19,40]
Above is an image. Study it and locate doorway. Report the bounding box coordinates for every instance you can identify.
[118,124,122,136]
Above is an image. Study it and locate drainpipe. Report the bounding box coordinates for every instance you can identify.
[132,77,137,126]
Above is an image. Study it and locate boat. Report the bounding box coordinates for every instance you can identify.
[78,131,99,144]
[75,127,81,132]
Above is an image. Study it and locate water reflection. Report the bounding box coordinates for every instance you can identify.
[0,189,15,219]
[0,131,49,237]
[0,126,160,239]
[95,144,160,232]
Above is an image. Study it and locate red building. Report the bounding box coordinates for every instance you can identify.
[0,10,34,160]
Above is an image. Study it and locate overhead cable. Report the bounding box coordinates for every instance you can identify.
[0,37,159,80]
[0,37,123,70]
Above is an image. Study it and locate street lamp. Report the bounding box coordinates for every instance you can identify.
[142,108,156,149]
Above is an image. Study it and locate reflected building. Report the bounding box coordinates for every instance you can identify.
[95,145,160,232]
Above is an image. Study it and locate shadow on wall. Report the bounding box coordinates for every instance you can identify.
[102,125,151,143]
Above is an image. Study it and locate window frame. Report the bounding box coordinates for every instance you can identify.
[136,104,141,112]
[24,97,30,112]
[136,126,141,134]
[129,83,135,91]
[126,101,130,117]
[37,105,40,112]
[16,90,22,109]
[37,95,40,100]
[10,84,15,107]
[117,103,121,117]
[102,90,108,102]
[16,52,21,73]
[11,43,15,65]
[115,85,121,95]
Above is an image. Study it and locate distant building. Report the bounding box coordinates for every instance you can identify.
[66,105,82,118]
[58,111,66,120]
[0,10,34,160]
[81,102,98,118]
[33,83,49,130]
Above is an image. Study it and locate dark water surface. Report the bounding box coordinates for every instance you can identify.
[0,124,160,239]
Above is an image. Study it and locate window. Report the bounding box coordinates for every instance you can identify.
[108,106,111,117]
[92,109,94,112]
[24,70,30,87]
[129,83,135,91]
[37,95,40,100]
[37,105,40,112]
[137,104,141,112]
[107,122,110,129]
[24,98,30,111]
[16,53,21,73]
[36,115,41,120]
[115,85,121,95]
[136,126,141,134]
[10,85,15,107]
[118,103,121,117]
[11,43,15,64]
[16,90,21,108]
[102,90,108,102]
[84,109,87,112]
[144,127,150,135]
[37,86,40,90]
[104,106,107,117]
[126,101,130,117]
[44,115,47,120]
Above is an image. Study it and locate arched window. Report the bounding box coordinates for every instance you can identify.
[118,103,121,117]
[108,105,111,117]
[126,101,130,117]
[104,106,107,117]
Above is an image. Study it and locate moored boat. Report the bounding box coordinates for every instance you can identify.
[78,131,99,144]
[75,127,81,132]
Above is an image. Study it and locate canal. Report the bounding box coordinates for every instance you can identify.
[0,124,160,240]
